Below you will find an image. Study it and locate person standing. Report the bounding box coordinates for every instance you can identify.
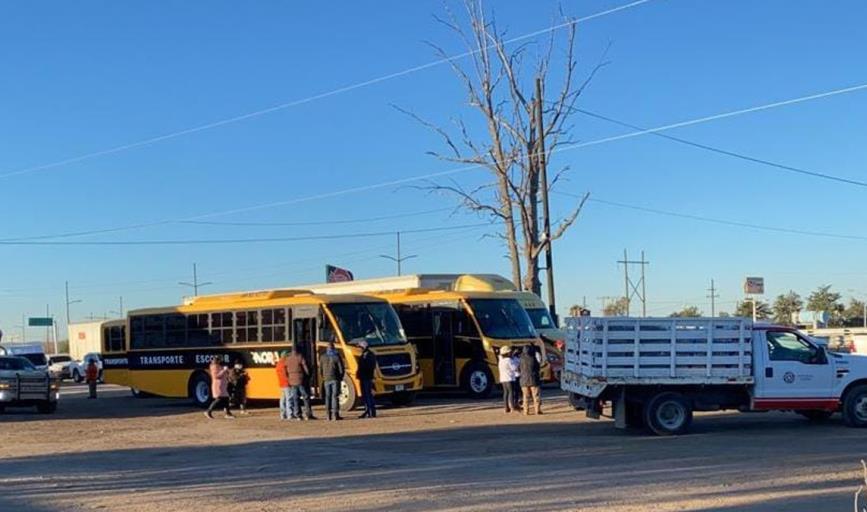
[319,342,345,421]
[519,345,542,416]
[228,359,250,416]
[356,341,378,419]
[285,347,313,420]
[275,351,293,420]
[497,346,518,413]
[205,357,234,419]
[85,359,99,399]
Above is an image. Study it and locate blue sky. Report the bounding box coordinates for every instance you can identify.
[1,0,866,340]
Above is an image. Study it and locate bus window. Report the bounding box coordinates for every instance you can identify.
[166,314,187,347]
[328,303,407,346]
[235,311,260,343]
[396,304,433,358]
[210,312,234,344]
[525,308,555,331]
[466,299,536,339]
[261,308,288,342]
[188,314,211,345]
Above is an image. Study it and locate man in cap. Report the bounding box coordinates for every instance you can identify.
[356,340,378,419]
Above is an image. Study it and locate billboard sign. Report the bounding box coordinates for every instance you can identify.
[326,265,354,283]
[743,277,765,295]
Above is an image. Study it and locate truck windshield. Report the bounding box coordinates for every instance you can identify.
[328,303,407,346]
[468,299,536,339]
[20,353,47,367]
[0,357,35,371]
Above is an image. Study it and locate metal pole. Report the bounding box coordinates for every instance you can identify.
[751,297,757,322]
[193,263,198,296]
[21,313,25,342]
[52,319,58,355]
[623,249,630,316]
[536,78,557,325]
[640,251,647,317]
[397,232,401,276]
[120,296,124,317]
[65,281,70,327]
[863,301,866,329]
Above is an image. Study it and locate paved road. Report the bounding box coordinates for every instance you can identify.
[0,383,865,511]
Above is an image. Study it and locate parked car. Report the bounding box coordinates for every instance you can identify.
[0,356,59,413]
[0,343,49,370]
[48,354,74,379]
[70,353,103,383]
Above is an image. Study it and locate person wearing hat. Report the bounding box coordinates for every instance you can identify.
[275,350,292,420]
[355,340,378,419]
[497,345,519,413]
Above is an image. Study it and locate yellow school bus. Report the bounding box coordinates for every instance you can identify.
[122,289,422,410]
[305,275,549,398]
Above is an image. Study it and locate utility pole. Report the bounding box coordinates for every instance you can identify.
[65,281,82,327]
[119,296,124,317]
[707,279,720,317]
[379,232,417,276]
[535,77,558,325]
[179,263,212,297]
[617,250,649,317]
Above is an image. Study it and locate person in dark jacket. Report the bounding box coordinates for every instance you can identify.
[228,359,250,415]
[320,342,345,421]
[356,340,378,419]
[519,345,542,415]
[284,347,313,420]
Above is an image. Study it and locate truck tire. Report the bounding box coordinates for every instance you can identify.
[462,362,494,399]
[339,375,360,412]
[36,401,57,414]
[568,392,586,411]
[843,384,867,427]
[189,372,212,408]
[644,392,693,436]
[797,410,833,422]
[390,391,416,407]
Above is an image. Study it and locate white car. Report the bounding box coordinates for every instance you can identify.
[70,353,103,383]
[48,354,74,379]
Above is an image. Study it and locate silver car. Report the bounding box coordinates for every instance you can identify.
[0,356,59,413]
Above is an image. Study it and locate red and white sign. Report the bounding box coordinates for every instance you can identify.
[326,265,354,283]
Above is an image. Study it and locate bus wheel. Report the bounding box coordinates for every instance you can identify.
[463,362,494,399]
[390,391,416,407]
[339,376,360,412]
[188,372,212,408]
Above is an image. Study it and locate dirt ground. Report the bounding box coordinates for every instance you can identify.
[1,383,866,512]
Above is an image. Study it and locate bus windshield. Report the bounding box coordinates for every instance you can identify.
[525,308,555,331]
[468,299,536,339]
[329,303,407,346]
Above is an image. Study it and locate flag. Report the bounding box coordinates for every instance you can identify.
[326,265,354,283]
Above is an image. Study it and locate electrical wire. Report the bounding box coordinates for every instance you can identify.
[574,108,867,188]
[0,0,655,180]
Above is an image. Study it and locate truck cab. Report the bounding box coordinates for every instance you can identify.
[0,356,59,413]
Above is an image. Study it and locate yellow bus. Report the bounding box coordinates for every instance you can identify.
[119,289,422,410]
[305,274,549,398]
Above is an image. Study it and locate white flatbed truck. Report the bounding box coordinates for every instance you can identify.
[561,317,867,435]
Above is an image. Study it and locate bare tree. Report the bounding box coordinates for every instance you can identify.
[402,0,598,292]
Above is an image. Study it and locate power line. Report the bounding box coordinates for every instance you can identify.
[176,207,453,227]
[0,222,490,246]
[7,80,867,243]
[557,192,867,242]
[0,0,655,181]
[574,108,867,188]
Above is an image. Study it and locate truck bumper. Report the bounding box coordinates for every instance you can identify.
[561,371,607,399]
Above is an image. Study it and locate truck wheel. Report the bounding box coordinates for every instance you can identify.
[339,376,360,412]
[626,403,646,429]
[188,372,212,408]
[797,410,833,422]
[843,384,867,427]
[462,362,494,399]
[645,392,692,436]
[568,392,586,411]
[390,391,416,407]
[72,370,83,383]
[36,401,57,414]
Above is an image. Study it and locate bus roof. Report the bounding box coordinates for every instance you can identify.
[301,274,516,295]
[128,289,389,316]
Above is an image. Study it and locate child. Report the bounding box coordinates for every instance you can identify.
[228,359,250,415]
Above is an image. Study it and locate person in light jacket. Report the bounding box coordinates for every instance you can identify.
[205,357,234,419]
[519,345,542,415]
[498,346,518,413]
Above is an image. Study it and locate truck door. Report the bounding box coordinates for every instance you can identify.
[754,329,836,409]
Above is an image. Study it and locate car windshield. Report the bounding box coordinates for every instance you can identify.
[525,307,555,331]
[20,353,48,367]
[0,357,35,371]
[328,303,407,346]
[468,299,537,339]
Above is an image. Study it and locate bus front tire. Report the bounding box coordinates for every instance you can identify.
[339,376,360,413]
[189,372,212,408]
[462,362,494,399]
[390,391,416,407]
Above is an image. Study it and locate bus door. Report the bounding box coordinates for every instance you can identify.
[431,309,456,386]
[292,306,319,394]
